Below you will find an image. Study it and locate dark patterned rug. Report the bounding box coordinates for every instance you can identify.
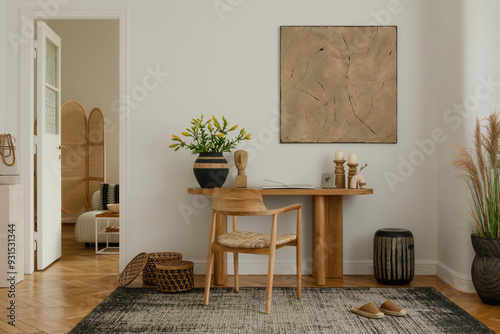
[70,287,493,333]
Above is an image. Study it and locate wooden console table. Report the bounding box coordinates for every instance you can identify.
[188,187,373,286]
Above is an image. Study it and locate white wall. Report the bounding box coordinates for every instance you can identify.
[122,0,440,276]
[437,0,500,292]
[2,0,19,138]
[0,0,5,132]
[45,20,120,184]
[4,0,497,291]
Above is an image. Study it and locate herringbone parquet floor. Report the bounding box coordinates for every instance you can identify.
[0,224,498,333]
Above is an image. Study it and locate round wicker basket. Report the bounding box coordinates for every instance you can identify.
[142,252,182,286]
[155,260,194,293]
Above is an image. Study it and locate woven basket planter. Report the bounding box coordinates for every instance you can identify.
[471,235,500,305]
[142,252,182,286]
[155,260,194,293]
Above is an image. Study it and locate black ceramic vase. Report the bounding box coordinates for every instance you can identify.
[471,234,500,305]
[193,152,229,188]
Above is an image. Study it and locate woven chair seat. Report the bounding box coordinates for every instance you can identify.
[217,230,296,249]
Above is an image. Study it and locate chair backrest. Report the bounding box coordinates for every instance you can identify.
[212,188,269,216]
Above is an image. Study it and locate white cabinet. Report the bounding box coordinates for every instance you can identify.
[0,185,24,286]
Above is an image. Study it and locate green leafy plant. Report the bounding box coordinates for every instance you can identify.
[170,114,251,154]
[451,112,500,238]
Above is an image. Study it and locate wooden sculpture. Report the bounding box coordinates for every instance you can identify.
[234,150,248,188]
[350,164,368,189]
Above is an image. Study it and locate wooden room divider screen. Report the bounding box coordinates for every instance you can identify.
[87,108,106,210]
[61,100,105,218]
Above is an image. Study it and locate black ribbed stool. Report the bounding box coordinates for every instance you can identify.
[373,228,414,285]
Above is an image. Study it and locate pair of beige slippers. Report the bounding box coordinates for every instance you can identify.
[351,300,406,319]
[105,226,120,232]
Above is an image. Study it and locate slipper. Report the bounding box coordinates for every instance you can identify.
[350,302,384,319]
[378,300,406,316]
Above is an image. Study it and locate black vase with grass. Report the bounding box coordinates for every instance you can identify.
[452,112,500,305]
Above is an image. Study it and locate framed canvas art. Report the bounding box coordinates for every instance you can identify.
[280,26,397,143]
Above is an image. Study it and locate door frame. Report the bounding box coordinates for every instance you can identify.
[19,7,130,273]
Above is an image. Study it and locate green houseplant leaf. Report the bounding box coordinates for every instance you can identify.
[170,114,251,154]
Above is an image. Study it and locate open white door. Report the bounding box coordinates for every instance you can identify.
[35,21,62,270]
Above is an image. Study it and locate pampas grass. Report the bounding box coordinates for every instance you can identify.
[452,113,500,239]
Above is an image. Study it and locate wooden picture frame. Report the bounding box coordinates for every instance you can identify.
[280,26,397,143]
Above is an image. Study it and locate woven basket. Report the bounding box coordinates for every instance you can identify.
[155,261,194,293]
[142,252,182,285]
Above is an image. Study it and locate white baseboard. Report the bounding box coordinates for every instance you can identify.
[343,260,437,275]
[191,259,437,276]
[191,259,474,293]
[436,261,475,293]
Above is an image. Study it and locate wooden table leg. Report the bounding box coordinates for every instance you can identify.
[214,214,227,285]
[325,196,343,278]
[313,195,326,286]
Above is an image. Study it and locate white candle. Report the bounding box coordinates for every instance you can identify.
[348,153,358,164]
[335,150,344,161]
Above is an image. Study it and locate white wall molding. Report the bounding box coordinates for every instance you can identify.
[436,261,475,293]
[19,6,130,274]
[19,10,36,274]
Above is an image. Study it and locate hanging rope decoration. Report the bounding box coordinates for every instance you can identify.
[0,134,16,167]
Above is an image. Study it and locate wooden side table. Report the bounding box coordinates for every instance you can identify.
[188,187,373,285]
[95,212,120,255]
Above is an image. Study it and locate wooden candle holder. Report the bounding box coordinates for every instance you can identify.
[334,160,346,189]
[348,163,358,189]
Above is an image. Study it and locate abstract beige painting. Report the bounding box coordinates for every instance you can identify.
[280,26,397,143]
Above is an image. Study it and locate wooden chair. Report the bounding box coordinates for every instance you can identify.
[203,188,302,314]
